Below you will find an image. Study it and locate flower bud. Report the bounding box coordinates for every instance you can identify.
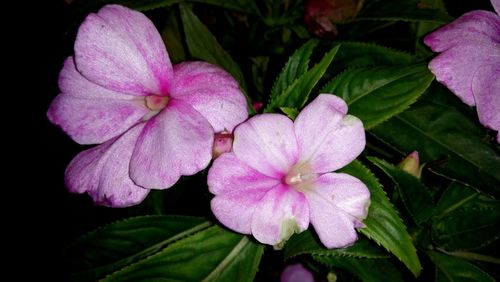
[398,151,421,178]
[212,131,233,158]
[304,0,364,38]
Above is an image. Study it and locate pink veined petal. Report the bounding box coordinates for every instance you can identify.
[428,42,500,106]
[294,94,365,173]
[251,185,309,246]
[280,264,315,282]
[170,61,248,132]
[65,123,150,207]
[472,63,500,143]
[233,114,299,178]
[74,5,173,96]
[304,173,370,248]
[48,58,149,144]
[130,99,214,189]
[424,10,500,53]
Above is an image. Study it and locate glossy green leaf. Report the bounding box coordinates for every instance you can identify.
[180,5,252,110]
[322,63,434,129]
[370,86,500,197]
[102,226,264,282]
[66,215,211,281]
[313,256,404,282]
[368,156,434,225]
[427,251,495,282]
[284,230,388,260]
[358,0,453,23]
[339,161,422,276]
[265,44,340,112]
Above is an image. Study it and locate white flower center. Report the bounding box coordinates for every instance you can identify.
[283,163,318,192]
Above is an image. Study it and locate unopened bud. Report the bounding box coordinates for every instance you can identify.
[304,0,364,38]
[212,131,233,159]
[398,151,421,178]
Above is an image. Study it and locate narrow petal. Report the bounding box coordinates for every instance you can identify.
[74,5,173,96]
[424,10,500,52]
[304,172,370,248]
[428,43,500,106]
[294,94,365,173]
[170,62,248,132]
[65,123,150,207]
[233,114,298,178]
[472,63,500,142]
[251,185,309,246]
[130,100,213,189]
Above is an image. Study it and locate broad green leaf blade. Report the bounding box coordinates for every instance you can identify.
[340,161,422,276]
[102,226,264,282]
[330,42,416,73]
[180,5,252,111]
[432,182,500,250]
[284,230,388,260]
[66,215,211,281]
[269,40,318,104]
[265,45,340,112]
[357,0,453,23]
[427,251,495,282]
[322,63,434,129]
[370,86,500,197]
[368,157,434,225]
[313,256,404,282]
[160,8,186,63]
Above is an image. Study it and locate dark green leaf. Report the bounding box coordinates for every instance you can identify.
[358,0,453,23]
[322,63,434,129]
[313,256,404,282]
[180,5,253,111]
[160,8,186,63]
[427,251,495,282]
[102,226,264,282]
[284,230,388,260]
[265,44,340,112]
[339,161,422,276]
[370,86,500,197]
[368,156,434,225]
[66,215,211,281]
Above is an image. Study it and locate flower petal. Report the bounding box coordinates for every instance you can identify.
[281,264,315,282]
[428,43,500,106]
[65,123,150,207]
[294,94,365,173]
[170,61,248,132]
[130,99,213,189]
[424,10,500,52]
[472,63,500,143]
[251,185,309,246]
[74,5,173,96]
[233,114,298,178]
[493,0,500,15]
[304,172,370,248]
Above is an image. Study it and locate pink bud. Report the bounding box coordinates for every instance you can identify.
[281,263,315,282]
[304,0,364,38]
[398,151,421,178]
[212,131,234,158]
[252,101,264,113]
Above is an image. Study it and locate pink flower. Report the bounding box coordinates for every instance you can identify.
[47,5,248,207]
[424,0,500,143]
[281,263,315,282]
[208,94,370,248]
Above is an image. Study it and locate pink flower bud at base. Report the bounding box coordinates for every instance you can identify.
[212,131,234,158]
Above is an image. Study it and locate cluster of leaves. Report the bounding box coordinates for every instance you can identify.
[62,0,499,281]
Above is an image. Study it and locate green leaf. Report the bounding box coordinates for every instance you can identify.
[180,5,253,111]
[322,63,434,129]
[431,176,500,252]
[370,86,500,197]
[313,256,404,282]
[368,156,434,225]
[102,225,264,282]
[427,251,495,282]
[339,161,422,276]
[357,0,453,23]
[265,44,340,112]
[160,8,186,63]
[283,230,388,260]
[66,215,211,281]
[280,107,299,120]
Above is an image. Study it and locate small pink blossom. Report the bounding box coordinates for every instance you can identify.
[208,94,370,248]
[424,0,500,143]
[281,263,315,282]
[47,5,248,207]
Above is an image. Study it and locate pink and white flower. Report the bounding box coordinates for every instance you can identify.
[424,0,500,142]
[208,94,370,248]
[47,5,248,207]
